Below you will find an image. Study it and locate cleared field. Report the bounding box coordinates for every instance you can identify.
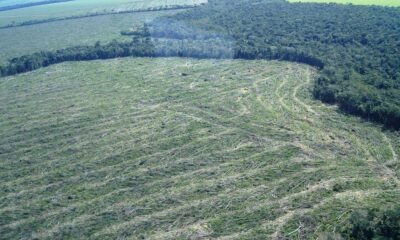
[288,0,400,7]
[0,0,73,12]
[0,9,183,65]
[0,0,52,7]
[0,58,399,239]
[0,0,207,26]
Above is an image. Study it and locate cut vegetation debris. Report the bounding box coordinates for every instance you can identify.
[0,58,398,239]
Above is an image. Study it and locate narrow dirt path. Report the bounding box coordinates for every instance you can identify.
[379,133,399,185]
[275,78,291,112]
[292,68,318,115]
[348,127,400,185]
[382,133,398,162]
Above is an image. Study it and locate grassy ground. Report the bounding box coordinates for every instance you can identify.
[288,0,400,7]
[0,9,184,65]
[0,0,207,26]
[0,58,399,239]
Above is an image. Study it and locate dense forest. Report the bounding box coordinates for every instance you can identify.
[1,0,400,129]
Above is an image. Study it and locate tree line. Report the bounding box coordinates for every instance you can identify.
[0,39,153,77]
[0,36,323,78]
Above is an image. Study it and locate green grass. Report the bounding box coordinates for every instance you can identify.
[288,0,400,7]
[0,58,399,239]
[0,0,207,26]
[0,10,184,65]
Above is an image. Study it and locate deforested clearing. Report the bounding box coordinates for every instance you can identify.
[0,0,208,27]
[0,57,398,239]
